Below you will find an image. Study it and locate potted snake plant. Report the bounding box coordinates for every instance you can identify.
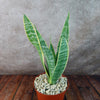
[23,13,69,100]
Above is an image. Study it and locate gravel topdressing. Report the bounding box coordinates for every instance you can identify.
[34,74,67,95]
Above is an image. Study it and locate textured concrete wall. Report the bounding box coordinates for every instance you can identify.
[0,0,100,75]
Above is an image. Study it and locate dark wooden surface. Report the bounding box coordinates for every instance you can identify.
[0,75,100,100]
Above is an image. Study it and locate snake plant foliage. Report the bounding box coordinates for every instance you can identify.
[23,13,69,84]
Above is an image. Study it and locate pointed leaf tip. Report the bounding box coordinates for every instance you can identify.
[23,14,26,19]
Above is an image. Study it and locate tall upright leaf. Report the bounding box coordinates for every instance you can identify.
[23,15,49,77]
[51,37,69,84]
[61,12,70,42]
[56,13,69,63]
[23,15,55,77]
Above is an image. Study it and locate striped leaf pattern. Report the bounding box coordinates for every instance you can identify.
[23,13,69,84]
[56,13,69,63]
[61,12,70,42]
[23,15,55,78]
[51,37,69,84]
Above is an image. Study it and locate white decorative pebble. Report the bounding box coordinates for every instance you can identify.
[34,74,68,95]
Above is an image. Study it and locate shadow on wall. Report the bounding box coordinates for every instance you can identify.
[65,16,100,75]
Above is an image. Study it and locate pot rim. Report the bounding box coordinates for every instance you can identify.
[33,73,69,96]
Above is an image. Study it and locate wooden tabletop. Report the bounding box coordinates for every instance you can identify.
[0,75,100,100]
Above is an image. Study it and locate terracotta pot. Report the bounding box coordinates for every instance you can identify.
[33,73,69,100]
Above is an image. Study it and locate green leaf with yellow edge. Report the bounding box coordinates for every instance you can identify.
[50,37,69,84]
[56,13,69,64]
[23,15,55,78]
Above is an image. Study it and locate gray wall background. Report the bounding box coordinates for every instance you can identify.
[0,0,100,75]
